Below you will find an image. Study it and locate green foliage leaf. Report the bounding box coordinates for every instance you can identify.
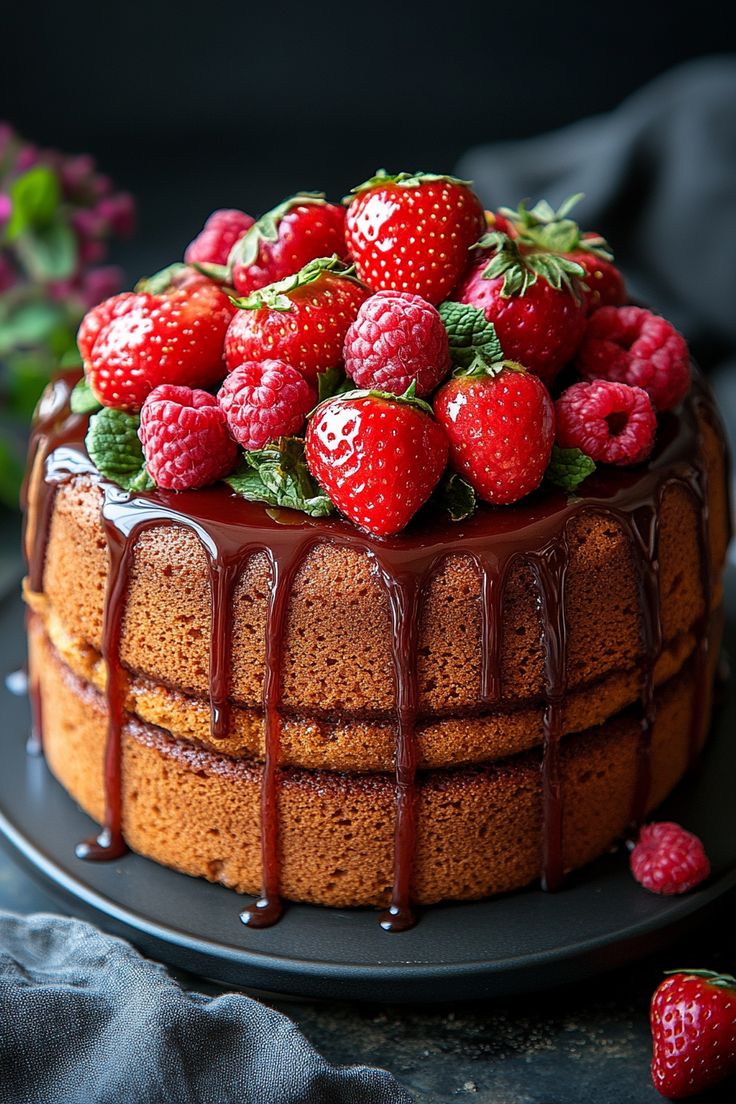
[17,220,78,281]
[70,376,102,415]
[438,301,503,374]
[6,166,60,240]
[316,364,348,403]
[433,471,477,522]
[225,437,334,517]
[0,300,65,354]
[85,408,154,491]
[545,445,596,492]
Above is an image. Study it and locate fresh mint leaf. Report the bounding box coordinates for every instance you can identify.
[433,471,477,521]
[438,301,503,373]
[6,166,60,240]
[85,408,154,491]
[70,376,102,415]
[545,445,596,492]
[225,437,334,517]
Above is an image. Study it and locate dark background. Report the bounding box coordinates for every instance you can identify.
[4,0,736,282]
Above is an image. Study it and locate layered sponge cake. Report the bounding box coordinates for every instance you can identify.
[22,178,730,929]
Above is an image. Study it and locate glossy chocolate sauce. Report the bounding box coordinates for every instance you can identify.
[23,372,724,929]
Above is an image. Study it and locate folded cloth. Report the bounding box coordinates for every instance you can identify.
[457,55,736,361]
[0,911,413,1104]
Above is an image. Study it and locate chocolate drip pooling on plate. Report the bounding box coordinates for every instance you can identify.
[23,372,723,928]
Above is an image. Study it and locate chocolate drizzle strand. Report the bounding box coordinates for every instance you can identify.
[22,370,725,928]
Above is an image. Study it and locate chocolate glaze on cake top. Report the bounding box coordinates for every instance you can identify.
[24,370,724,930]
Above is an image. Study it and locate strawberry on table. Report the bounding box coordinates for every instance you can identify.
[344,171,485,305]
[305,387,449,536]
[230,193,347,295]
[78,266,234,412]
[225,256,368,384]
[651,970,736,1098]
[434,357,555,506]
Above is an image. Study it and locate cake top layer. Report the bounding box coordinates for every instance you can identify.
[64,177,702,541]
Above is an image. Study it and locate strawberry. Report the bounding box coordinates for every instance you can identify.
[454,234,587,386]
[344,171,485,305]
[498,196,626,314]
[651,970,736,1098]
[230,193,347,295]
[305,387,449,536]
[433,361,555,505]
[78,265,234,412]
[225,256,369,384]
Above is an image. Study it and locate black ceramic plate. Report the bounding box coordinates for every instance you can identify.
[1,584,735,1002]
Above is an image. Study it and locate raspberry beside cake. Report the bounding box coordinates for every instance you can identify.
[22,180,730,930]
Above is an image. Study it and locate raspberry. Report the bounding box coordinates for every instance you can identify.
[576,305,690,410]
[139,385,238,491]
[555,379,656,466]
[184,209,255,267]
[218,360,315,450]
[343,291,451,397]
[630,821,710,895]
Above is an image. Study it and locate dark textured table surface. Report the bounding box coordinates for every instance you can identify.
[2,476,736,1103]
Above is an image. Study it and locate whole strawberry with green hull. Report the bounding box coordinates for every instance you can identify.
[499,195,626,314]
[651,970,736,1098]
[454,232,587,387]
[225,256,368,384]
[305,387,449,537]
[344,171,485,305]
[434,359,555,505]
[230,193,347,295]
[78,266,234,412]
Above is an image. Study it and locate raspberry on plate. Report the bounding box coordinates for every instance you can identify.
[555,379,657,466]
[184,209,255,267]
[138,384,238,491]
[218,360,315,451]
[343,291,451,397]
[631,821,710,895]
[576,305,690,410]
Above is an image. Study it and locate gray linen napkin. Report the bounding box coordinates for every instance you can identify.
[0,910,413,1104]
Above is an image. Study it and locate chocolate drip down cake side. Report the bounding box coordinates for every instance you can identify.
[21,180,731,931]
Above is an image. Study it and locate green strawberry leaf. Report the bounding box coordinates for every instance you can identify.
[345,169,475,201]
[6,166,60,240]
[136,262,188,295]
[190,260,231,284]
[85,408,154,492]
[498,195,614,261]
[70,376,102,415]
[476,231,586,301]
[228,192,327,272]
[433,471,477,522]
[438,301,504,375]
[545,445,596,492]
[230,255,361,312]
[225,436,334,517]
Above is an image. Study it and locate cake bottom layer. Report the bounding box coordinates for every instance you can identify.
[29,618,720,908]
